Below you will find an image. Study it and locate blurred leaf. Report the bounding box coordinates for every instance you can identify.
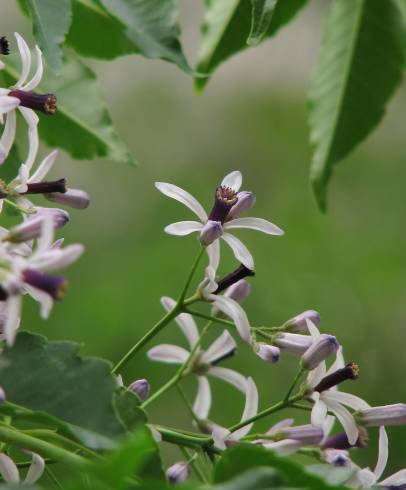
[0,331,139,439]
[195,0,307,91]
[308,0,406,211]
[25,0,72,71]
[2,55,135,165]
[214,445,351,489]
[248,0,278,46]
[66,0,137,59]
[212,467,284,489]
[0,144,21,183]
[113,388,147,431]
[99,0,191,72]
[307,465,356,485]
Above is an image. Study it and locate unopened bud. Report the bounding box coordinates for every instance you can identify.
[301,335,339,370]
[273,333,313,355]
[227,191,256,220]
[283,310,320,333]
[166,462,190,484]
[0,386,5,403]
[357,404,406,427]
[325,449,351,468]
[256,343,280,363]
[224,279,251,304]
[199,220,223,245]
[128,379,150,401]
[314,362,359,392]
[45,188,90,210]
[282,424,324,445]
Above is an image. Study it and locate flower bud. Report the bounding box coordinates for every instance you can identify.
[166,462,190,483]
[273,333,313,355]
[357,404,406,427]
[282,424,324,445]
[224,279,251,304]
[199,220,223,245]
[301,335,339,370]
[227,191,256,220]
[283,310,320,333]
[325,449,351,468]
[314,362,359,393]
[0,386,5,403]
[256,343,280,363]
[128,379,150,401]
[45,188,90,209]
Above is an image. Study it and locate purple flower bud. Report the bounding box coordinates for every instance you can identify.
[357,404,406,427]
[273,333,313,355]
[301,335,339,370]
[166,462,190,483]
[224,279,251,304]
[22,269,66,300]
[227,191,256,220]
[282,424,324,445]
[199,220,223,245]
[322,429,368,450]
[128,379,150,401]
[0,386,5,403]
[45,188,90,209]
[208,186,238,223]
[5,208,69,243]
[283,310,320,333]
[256,343,280,363]
[325,449,352,468]
[314,362,359,392]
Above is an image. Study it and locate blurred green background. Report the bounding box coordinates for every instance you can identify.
[3,0,406,476]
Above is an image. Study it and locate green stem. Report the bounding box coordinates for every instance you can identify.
[154,426,215,451]
[186,310,234,328]
[283,368,304,403]
[178,246,205,303]
[179,446,207,484]
[3,198,35,216]
[0,424,89,470]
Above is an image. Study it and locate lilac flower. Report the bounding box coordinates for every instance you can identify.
[147,296,247,419]
[166,461,190,483]
[357,404,406,427]
[255,343,280,363]
[0,452,44,484]
[128,379,150,400]
[155,171,283,269]
[301,334,339,370]
[282,310,321,333]
[273,332,313,355]
[324,449,352,468]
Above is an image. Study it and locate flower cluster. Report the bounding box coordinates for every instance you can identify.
[141,171,406,487]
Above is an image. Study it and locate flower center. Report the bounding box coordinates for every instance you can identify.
[9,89,57,115]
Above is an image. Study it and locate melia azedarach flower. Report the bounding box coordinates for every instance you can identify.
[155,171,284,269]
[0,451,44,485]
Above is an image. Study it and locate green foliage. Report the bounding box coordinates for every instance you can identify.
[212,467,284,489]
[248,0,278,46]
[25,0,72,71]
[308,0,406,211]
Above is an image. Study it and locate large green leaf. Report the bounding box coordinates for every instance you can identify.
[99,0,190,72]
[308,0,406,211]
[2,55,135,165]
[66,0,137,59]
[25,0,72,71]
[195,0,307,91]
[0,332,144,439]
[248,0,278,46]
[212,467,284,489]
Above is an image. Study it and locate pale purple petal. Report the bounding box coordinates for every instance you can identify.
[380,469,406,486]
[0,96,20,114]
[160,296,199,348]
[18,107,39,171]
[22,46,43,91]
[356,468,376,488]
[263,439,303,455]
[326,399,359,446]
[0,111,16,164]
[374,426,388,481]
[201,330,236,365]
[221,171,242,192]
[266,418,294,435]
[311,394,328,427]
[164,221,202,236]
[155,182,207,222]
[224,217,284,236]
[212,425,230,450]
[206,239,220,271]
[232,377,258,440]
[209,294,251,343]
[24,452,45,483]
[221,232,254,270]
[14,32,31,87]
[0,453,20,483]
[208,367,247,393]
[24,285,53,318]
[193,376,211,419]
[322,391,370,412]
[147,344,189,364]
[31,244,84,272]
[4,295,22,346]
[28,150,58,183]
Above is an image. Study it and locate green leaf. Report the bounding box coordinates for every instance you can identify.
[195,0,307,91]
[308,0,406,211]
[0,331,143,439]
[212,467,284,489]
[66,0,138,59]
[307,465,356,486]
[99,0,191,72]
[2,54,135,165]
[25,0,72,71]
[248,0,278,46]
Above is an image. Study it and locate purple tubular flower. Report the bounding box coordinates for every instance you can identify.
[199,220,223,245]
[314,362,359,392]
[322,429,368,450]
[273,333,313,355]
[22,269,66,300]
[128,379,150,401]
[0,386,5,403]
[5,209,69,243]
[283,310,321,333]
[215,264,255,294]
[357,404,406,427]
[8,89,57,115]
[166,462,190,483]
[256,343,280,363]
[282,424,324,445]
[208,186,238,224]
[23,178,66,195]
[227,191,256,220]
[301,334,339,370]
[224,279,251,304]
[45,188,90,209]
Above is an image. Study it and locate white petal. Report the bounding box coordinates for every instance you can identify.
[263,439,302,455]
[147,344,189,364]
[356,468,376,488]
[374,426,388,481]
[0,111,16,164]
[232,377,258,440]
[206,240,220,272]
[307,361,326,388]
[0,453,20,483]
[325,346,345,375]
[35,212,54,256]
[380,469,406,486]
[311,394,328,427]
[4,295,22,347]
[221,171,242,192]
[222,233,254,270]
[306,319,321,340]
[321,415,336,443]
[266,418,294,436]
[28,150,58,183]
[201,330,236,364]
[322,391,371,411]
[19,107,39,171]
[326,399,359,446]
[14,32,31,87]
[224,217,284,236]
[164,221,202,236]
[24,285,53,318]
[155,182,207,222]
[24,452,45,483]
[160,296,199,348]
[0,96,20,114]
[212,425,230,450]
[31,244,84,272]
[208,367,247,393]
[22,46,43,91]
[209,294,251,343]
[116,374,124,386]
[193,376,211,419]
[13,163,29,193]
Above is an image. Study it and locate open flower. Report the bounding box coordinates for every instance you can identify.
[0,33,56,168]
[0,452,44,485]
[155,171,283,270]
[147,296,247,420]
